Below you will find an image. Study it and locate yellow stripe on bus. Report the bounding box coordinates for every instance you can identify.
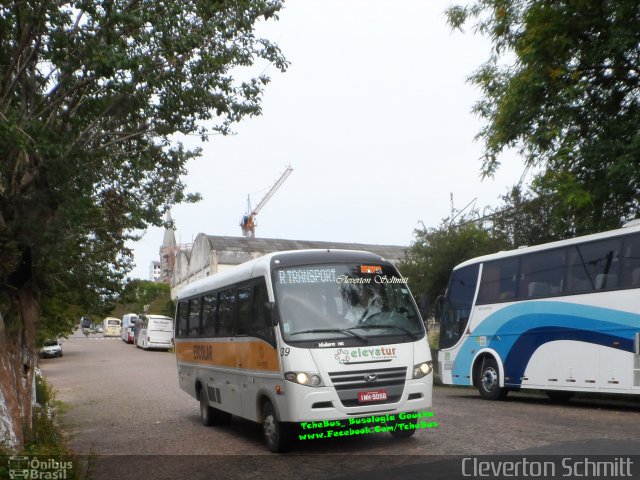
[175,340,279,372]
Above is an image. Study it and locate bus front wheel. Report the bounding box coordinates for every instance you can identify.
[262,402,291,453]
[477,357,508,400]
[389,415,416,439]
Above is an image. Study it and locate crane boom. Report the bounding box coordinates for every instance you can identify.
[240,165,293,237]
[251,166,293,216]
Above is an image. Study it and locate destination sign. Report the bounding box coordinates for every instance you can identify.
[277,268,337,284]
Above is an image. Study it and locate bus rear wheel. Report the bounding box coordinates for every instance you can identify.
[199,388,216,426]
[199,387,231,427]
[477,357,508,400]
[262,402,291,453]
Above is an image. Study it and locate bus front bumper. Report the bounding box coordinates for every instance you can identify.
[280,376,433,423]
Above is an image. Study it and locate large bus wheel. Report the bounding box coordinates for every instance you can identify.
[477,357,508,400]
[262,402,291,453]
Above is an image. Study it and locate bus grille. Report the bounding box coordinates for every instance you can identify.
[328,367,407,407]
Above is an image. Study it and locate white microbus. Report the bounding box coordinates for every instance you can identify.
[136,314,173,350]
[103,317,122,337]
[438,223,640,401]
[121,313,138,344]
[175,249,433,452]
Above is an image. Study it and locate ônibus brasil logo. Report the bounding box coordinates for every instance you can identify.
[8,455,73,479]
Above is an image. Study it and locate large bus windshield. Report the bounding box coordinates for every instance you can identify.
[274,263,423,342]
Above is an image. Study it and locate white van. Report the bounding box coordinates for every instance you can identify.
[121,313,138,344]
[136,314,173,350]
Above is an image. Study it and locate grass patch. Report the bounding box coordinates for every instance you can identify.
[0,374,88,479]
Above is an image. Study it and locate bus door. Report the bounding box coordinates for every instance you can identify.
[236,283,279,421]
[214,288,243,416]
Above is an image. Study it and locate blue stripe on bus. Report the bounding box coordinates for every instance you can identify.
[450,302,640,386]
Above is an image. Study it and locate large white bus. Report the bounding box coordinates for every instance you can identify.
[103,317,122,337]
[175,249,433,452]
[136,314,173,350]
[121,313,138,344]
[438,223,640,401]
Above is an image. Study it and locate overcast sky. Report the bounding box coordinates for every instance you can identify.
[129,0,527,280]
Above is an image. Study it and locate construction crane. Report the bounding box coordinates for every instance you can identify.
[240,165,293,238]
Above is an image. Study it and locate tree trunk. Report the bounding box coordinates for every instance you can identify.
[0,285,38,449]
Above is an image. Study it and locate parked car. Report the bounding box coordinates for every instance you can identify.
[39,339,62,358]
[95,325,103,333]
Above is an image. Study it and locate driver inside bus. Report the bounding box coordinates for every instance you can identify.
[345,287,381,325]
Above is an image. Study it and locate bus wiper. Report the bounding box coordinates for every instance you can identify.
[290,329,368,343]
[353,324,418,340]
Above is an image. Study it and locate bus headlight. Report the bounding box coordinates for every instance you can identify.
[284,371,323,387]
[413,361,433,379]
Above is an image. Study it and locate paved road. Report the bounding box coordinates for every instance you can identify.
[40,331,640,479]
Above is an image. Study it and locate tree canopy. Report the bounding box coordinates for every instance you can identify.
[448,0,640,235]
[0,0,286,447]
[401,204,508,312]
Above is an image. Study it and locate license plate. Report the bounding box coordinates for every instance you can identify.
[358,389,388,403]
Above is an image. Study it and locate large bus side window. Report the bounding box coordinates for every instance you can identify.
[188,297,202,337]
[237,287,251,335]
[440,264,479,349]
[218,289,235,336]
[201,293,218,337]
[519,249,566,298]
[578,238,621,290]
[622,233,640,287]
[567,246,593,293]
[477,258,519,304]
[177,301,189,338]
[250,281,275,344]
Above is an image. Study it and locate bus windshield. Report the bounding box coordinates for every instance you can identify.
[274,263,423,342]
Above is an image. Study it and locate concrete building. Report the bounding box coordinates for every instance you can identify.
[149,261,161,282]
[161,221,407,299]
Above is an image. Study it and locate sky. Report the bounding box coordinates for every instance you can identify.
[129,0,528,280]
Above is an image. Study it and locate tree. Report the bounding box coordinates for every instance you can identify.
[489,186,561,248]
[112,280,173,318]
[447,0,640,234]
[0,0,287,448]
[401,206,508,316]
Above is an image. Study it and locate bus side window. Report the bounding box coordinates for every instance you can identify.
[201,293,218,337]
[477,258,518,303]
[237,287,251,335]
[218,289,235,336]
[250,281,275,343]
[622,233,640,287]
[578,238,621,290]
[189,297,202,337]
[177,301,189,338]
